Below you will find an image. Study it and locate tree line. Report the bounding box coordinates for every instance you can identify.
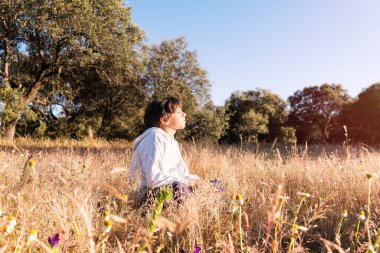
[1,0,379,145]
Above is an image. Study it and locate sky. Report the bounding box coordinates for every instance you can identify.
[125,0,380,105]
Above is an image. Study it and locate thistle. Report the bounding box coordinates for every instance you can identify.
[180,245,202,253]
[26,229,37,253]
[234,194,244,253]
[4,224,15,235]
[26,229,37,245]
[336,209,348,245]
[102,219,113,234]
[103,210,111,221]
[353,210,365,251]
[19,156,37,190]
[236,194,244,206]
[4,216,17,235]
[8,215,17,227]
[365,172,377,248]
[48,233,60,253]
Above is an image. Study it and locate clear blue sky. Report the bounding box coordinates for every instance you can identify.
[124,0,380,105]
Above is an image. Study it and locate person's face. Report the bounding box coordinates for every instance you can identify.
[161,106,187,131]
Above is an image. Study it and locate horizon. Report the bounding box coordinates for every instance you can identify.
[125,0,380,105]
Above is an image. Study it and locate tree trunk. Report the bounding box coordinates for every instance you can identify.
[1,81,42,140]
[2,118,18,140]
[320,126,328,144]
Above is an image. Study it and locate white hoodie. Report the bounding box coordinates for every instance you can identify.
[129,127,199,188]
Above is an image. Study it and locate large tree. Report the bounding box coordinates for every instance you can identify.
[339,83,380,144]
[288,84,351,143]
[142,37,211,115]
[184,102,228,143]
[0,0,142,139]
[224,89,295,143]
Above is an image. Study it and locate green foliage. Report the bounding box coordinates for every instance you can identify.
[288,84,351,143]
[0,0,143,139]
[0,84,24,125]
[183,102,228,143]
[339,83,380,144]
[278,126,297,144]
[142,37,211,114]
[223,89,293,143]
[239,109,269,142]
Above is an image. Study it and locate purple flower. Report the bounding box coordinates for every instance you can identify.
[180,245,201,253]
[194,245,201,253]
[48,233,60,247]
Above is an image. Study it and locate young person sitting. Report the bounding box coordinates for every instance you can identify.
[130,97,200,205]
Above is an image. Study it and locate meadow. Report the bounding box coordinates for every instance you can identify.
[0,138,379,252]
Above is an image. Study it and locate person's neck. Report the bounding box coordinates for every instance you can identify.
[159,126,176,138]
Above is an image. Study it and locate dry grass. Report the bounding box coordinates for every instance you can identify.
[0,139,379,252]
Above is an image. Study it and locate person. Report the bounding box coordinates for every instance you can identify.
[130,97,200,205]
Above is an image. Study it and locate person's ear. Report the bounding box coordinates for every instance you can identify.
[159,116,169,126]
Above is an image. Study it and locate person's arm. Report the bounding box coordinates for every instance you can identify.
[176,146,200,186]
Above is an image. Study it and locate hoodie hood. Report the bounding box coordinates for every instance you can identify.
[132,127,171,151]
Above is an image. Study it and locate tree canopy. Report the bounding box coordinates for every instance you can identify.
[288,84,351,143]
[339,83,380,144]
[0,0,143,139]
[223,89,295,143]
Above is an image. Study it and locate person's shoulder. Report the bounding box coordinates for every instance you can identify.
[140,128,169,145]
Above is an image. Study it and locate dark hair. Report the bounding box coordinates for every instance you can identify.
[144,97,182,128]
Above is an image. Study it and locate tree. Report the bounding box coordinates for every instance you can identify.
[0,0,142,139]
[142,37,211,115]
[53,43,145,139]
[183,102,228,143]
[239,109,269,142]
[339,84,380,144]
[223,89,294,143]
[288,84,351,143]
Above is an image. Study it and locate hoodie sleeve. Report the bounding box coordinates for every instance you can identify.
[139,134,175,188]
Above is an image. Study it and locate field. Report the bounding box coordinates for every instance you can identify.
[0,138,380,252]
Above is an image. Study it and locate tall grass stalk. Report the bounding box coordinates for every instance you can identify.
[137,188,172,252]
[365,173,375,249]
[288,193,309,253]
[273,196,287,253]
[354,210,365,251]
[336,209,347,245]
